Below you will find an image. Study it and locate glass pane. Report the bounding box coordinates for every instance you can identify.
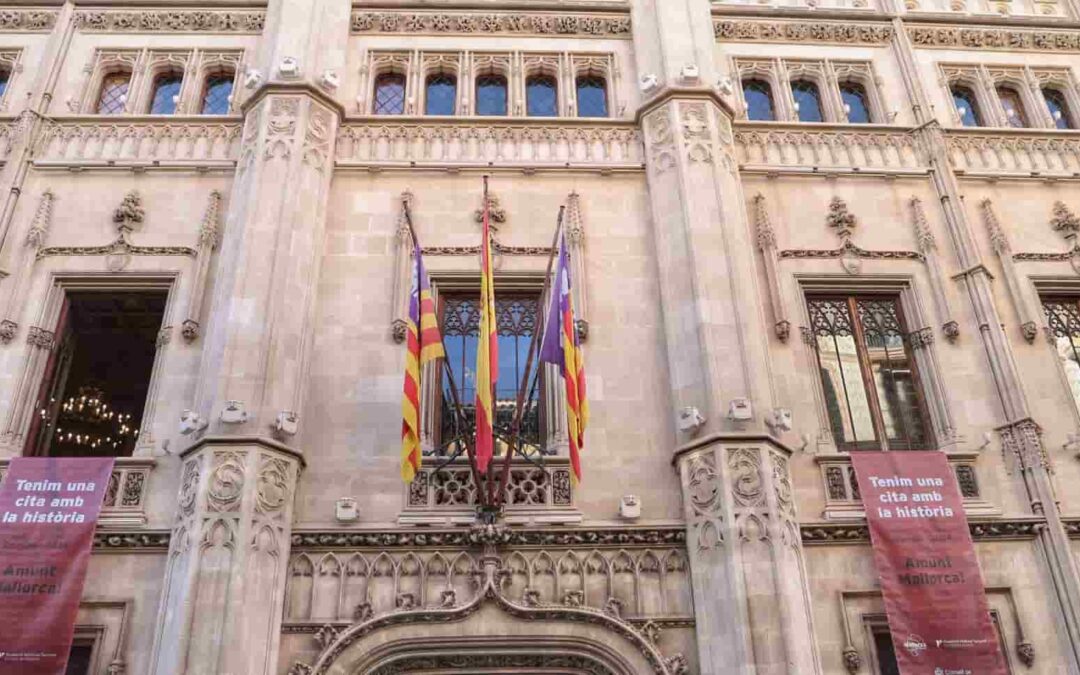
[440,295,541,452]
[996,86,1028,128]
[476,74,508,116]
[808,299,877,447]
[791,80,823,122]
[840,82,871,124]
[1043,88,1074,130]
[742,79,775,121]
[97,73,130,114]
[149,74,182,115]
[1044,299,1080,415]
[0,70,9,100]
[576,75,608,118]
[856,299,927,450]
[951,87,982,127]
[373,73,406,115]
[201,74,233,114]
[425,74,457,115]
[526,75,557,117]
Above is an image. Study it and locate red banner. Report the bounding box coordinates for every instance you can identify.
[0,457,114,674]
[851,451,1006,675]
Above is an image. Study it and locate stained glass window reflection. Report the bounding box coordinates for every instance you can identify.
[840,81,872,124]
[951,86,982,127]
[742,79,775,122]
[425,73,457,115]
[149,73,183,115]
[96,72,131,115]
[996,86,1028,128]
[807,296,930,451]
[438,295,543,454]
[201,73,233,115]
[476,74,508,116]
[526,74,557,117]
[576,75,608,118]
[1044,298,1080,415]
[1043,88,1074,130]
[373,73,406,115]
[791,79,824,122]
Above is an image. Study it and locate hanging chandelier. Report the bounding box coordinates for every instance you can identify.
[52,385,138,452]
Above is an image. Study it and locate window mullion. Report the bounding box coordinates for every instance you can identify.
[850,296,889,451]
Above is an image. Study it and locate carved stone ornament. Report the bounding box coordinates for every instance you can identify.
[0,10,57,31]
[1051,201,1080,237]
[908,24,1080,53]
[313,624,339,650]
[395,592,417,610]
[351,11,631,37]
[181,320,200,342]
[842,646,861,674]
[473,193,507,226]
[74,10,264,33]
[715,19,893,45]
[353,602,374,622]
[826,197,857,241]
[775,320,791,342]
[113,191,145,233]
[1017,640,1035,667]
[0,320,16,343]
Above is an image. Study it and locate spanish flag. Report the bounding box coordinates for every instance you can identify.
[401,241,445,482]
[539,232,588,483]
[474,198,498,474]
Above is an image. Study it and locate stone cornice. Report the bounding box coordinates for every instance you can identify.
[292,525,686,550]
[802,518,1045,544]
[73,8,265,33]
[180,434,308,467]
[350,9,631,37]
[634,85,738,125]
[714,18,894,45]
[671,432,795,466]
[907,22,1080,51]
[239,82,346,119]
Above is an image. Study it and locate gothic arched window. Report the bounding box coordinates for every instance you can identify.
[791,79,824,122]
[742,78,775,121]
[950,85,982,127]
[839,81,872,124]
[526,74,558,117]
[475,74,508,116]
[148,72,183,115]
[576,74,608,118]
[373,73,406,115]
[996,85,1028,128]
[200,71,233,115]
[425,73,457,115]
[96,71,131,114]
[1043,87,1074,130]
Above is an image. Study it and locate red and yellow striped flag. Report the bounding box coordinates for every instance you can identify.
[474,198,498,474]
[401,242,445,482]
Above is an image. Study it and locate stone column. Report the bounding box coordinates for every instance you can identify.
[151,1,350,673]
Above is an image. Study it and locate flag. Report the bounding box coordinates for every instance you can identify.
[539,232,588,483]
[474,197,498,474]
[401,241,445,482]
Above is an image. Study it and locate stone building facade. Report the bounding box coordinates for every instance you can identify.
[2,0,1080,673]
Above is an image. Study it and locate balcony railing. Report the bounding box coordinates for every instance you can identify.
[734,122,926,174]
[945,128,1080,176]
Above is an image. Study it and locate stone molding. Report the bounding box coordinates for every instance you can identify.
[908,24,1080,52]
[0,10,57,32]
[714,19,893,45]
[94,530,171,551]
[292,525,686,550]
[73,10,265,34]
[350,10,630,37]
[281,617,696,634]
[801,518,1044,544]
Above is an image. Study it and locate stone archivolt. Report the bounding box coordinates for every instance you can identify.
[350,11,631,37]
[73,10,265,33]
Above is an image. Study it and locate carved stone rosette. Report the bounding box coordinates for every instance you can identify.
[148,442,302,675]
[677,441,820,674]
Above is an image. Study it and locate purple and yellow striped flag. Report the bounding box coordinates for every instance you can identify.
[401,242,445,482]
[539,232,588,483]
[474,199,498,474]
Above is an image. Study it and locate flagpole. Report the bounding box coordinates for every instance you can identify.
[402,197,487,507]
[492,204,565,508]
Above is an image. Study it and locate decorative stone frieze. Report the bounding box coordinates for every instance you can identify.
[0,10,57,31]
[908,24,1080,52]
[801,519,1043,544]
[350,11,631,37]
[93,531,171,551]
[74,10,265,33]
[291,525,685,550]
[734,125,925,173]
[714,19,893,45]
[35,120,242,167]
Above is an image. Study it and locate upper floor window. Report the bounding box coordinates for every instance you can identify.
[840,81,872,124]
[425,73,457,115]
[373,72,406,115]
[25,290,167,457]
[576,74,608,118]
[807,295,930,452]
[1044,298,1080,415]
[148,72,183,115]
[951,85,983,127]
[791,79,824,123]
[476,74,508,116]
[438,293,543,453]
[96,71,131,115]
[1043,87,1074,130]
[526,74,558,117]
[742,78,776,121]
[200,71,233,115]
[996,85,1028,128]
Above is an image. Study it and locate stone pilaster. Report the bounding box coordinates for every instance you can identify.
[149,440,302,675]
[678,440,820,675]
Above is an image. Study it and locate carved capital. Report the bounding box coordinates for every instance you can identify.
[26,326,54,350]
[0,320,16,343]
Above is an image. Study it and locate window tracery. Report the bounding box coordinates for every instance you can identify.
[734,57,885,123]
